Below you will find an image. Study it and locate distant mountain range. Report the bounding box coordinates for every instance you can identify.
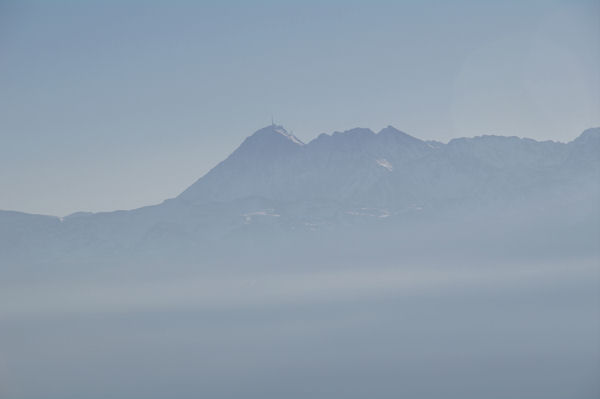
[2,125,599,267]
[180,125,599,207]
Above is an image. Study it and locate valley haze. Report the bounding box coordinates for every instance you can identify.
[1,124,599,399]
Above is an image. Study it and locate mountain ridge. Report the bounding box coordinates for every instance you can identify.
[176,125,598,207]
[2,125,599,218]
[1,124,598,267]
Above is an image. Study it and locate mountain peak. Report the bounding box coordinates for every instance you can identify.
[224,125,304,163]
[377,125,419,140]
[573,127,600,144]
[377,125,403,135]
[248,125,304,146]
[332,127,375,139]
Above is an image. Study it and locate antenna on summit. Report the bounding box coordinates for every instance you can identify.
[271,115,275,126]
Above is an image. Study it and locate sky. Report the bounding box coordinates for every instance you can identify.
[1,0,599,216]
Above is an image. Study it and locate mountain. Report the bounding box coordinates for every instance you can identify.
[1,125,599,268]
[179,125,436,205]
[177,124,596,210]
[179,125,305,202]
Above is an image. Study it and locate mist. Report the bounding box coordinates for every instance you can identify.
[2,1,599,398]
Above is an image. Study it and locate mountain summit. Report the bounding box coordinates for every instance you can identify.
[237,125,304,153]
[178,125,304,202]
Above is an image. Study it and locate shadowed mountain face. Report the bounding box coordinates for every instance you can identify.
[1,125,599,266]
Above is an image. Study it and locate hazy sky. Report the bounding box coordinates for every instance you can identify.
[1,0,599,216]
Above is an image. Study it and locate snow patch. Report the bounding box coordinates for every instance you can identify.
[345,208,391,218]
[274,127,304,145]
[376,158,393,171]
[243,209,281,224]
